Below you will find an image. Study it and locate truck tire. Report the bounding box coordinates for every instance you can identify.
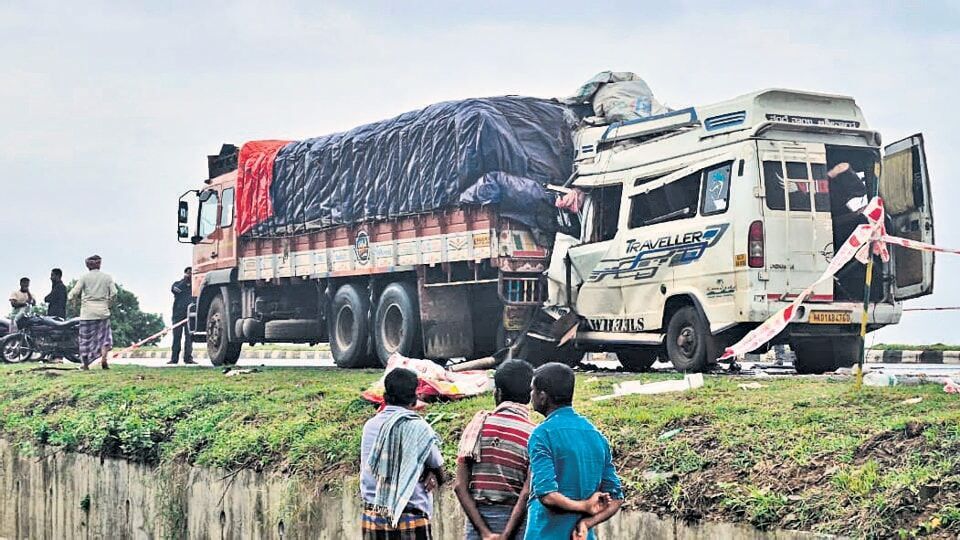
[207,295,242,366]
[330,284,373,368]
[665,306,717,373]
[264,319,322,341]
[616,347,661,372]
[374,282,421,366]
[792,336,862,374]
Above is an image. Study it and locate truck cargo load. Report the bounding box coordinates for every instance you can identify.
[237,96,575,237]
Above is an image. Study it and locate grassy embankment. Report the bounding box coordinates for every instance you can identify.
[0,365,958,538]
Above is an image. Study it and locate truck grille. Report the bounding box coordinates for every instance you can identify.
[500,276,545,305]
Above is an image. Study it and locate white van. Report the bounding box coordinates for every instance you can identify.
[557,89,934,373]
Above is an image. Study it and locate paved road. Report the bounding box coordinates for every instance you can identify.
[107,354,960,378]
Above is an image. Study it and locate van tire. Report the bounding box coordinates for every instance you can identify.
[374,282,421,366]
[616,347,660,372]
[208,295,242,366]
[330,284,374,369]
[792,336,862,374]
[665,306,717,373]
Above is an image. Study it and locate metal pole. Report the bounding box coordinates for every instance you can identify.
[855,257,874,390]
[856,165,882,390]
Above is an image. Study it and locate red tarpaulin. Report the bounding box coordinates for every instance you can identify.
[236,140,290,235]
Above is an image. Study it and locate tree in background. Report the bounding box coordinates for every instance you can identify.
[66,282,164,347]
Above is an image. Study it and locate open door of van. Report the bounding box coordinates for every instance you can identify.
[880,134,935,300]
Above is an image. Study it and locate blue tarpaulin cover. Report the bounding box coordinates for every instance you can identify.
[244,96,574,236]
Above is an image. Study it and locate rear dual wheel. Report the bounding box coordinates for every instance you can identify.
[329,282,422,369]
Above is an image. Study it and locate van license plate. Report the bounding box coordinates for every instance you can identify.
[809,311,851,324]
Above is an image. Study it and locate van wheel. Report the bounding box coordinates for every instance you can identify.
[665,306,717,373]
[374,282,421,366]
[792,337,862,374]
[208,296,241,366]
[616,347,661,372]
[330,284,374,369]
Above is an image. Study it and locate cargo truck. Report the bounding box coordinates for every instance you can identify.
[178,89,934,373]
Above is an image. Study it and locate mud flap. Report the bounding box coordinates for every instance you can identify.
[418,284,474,359]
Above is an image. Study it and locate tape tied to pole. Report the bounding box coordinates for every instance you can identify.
[720,197,954,360]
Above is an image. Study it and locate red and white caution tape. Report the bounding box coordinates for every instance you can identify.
[720,197,952,360]
[111,318,188,359]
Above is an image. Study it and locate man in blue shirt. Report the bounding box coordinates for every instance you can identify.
[525,363,624,539]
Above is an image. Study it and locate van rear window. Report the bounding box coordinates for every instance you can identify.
[763,161,830,212]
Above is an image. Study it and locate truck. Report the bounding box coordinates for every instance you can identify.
[177,88,934,373]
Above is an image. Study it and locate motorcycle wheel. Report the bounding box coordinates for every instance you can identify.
[2,335,35,363]
[62,353,82,364]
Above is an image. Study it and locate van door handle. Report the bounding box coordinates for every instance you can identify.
[210,252,218,259]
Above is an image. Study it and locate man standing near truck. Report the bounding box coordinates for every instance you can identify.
[455,359,535,540]
[168,267,195,365]
[45,268,67,319]
[360,368,444,539]
[526,363,624,539]
[69,255,117,370]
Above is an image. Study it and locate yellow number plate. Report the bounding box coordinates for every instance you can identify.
[809,311,852,324]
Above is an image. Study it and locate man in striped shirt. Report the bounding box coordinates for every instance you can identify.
[455,360,535,540]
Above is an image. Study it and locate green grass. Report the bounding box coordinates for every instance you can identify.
[871,343,960,352]
[0,365,958,538]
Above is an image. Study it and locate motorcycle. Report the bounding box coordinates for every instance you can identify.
[1,311,82,364]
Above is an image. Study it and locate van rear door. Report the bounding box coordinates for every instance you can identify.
[759,141,834,301]
[881,134,935,300]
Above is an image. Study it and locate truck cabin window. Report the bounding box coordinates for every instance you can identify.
[586,185,623,243]
[220,188,235,228]
[198,190,220,238]
[763,161,830,212]
[629,171,699,228]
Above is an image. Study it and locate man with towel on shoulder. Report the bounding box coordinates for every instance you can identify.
[360,367,444,539]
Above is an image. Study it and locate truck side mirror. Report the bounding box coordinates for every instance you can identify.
[178,201,189,224]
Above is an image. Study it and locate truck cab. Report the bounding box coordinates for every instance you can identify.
[559,89,934,373]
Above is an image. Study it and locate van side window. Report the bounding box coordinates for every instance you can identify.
[701,162,732,215]
[588,185,623,242]
[629,172,699,228]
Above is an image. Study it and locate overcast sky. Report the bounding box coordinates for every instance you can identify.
[1,0,957,345]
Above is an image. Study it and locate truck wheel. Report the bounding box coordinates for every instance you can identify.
[330,284,373,368]
[665,306,717,373]
[208,295,241,366]
[616,347,661,372]
[374,282,421,366]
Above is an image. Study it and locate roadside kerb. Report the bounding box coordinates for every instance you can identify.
[865,349,960,364]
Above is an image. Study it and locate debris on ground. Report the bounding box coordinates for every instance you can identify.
[658,428,683,441]
[224,368,261,377]
[592,373,704,400]
[737,382,766,390]
[900,397,924,405]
